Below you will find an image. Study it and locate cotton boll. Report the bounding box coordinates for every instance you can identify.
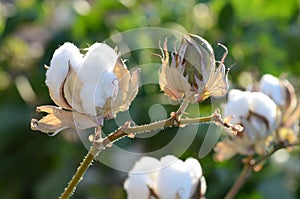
[157,155,193,199]
[260,74,286,106]
[227,89,245,100]
[79,74,119,116]
[45,42,83,109]
[124,156,206,199]
[159,34,229,103]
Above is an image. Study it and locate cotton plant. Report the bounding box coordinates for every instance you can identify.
[28,33,299,199]
[124,155,206,199]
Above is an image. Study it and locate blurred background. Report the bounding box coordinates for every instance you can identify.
[1,0,300,198]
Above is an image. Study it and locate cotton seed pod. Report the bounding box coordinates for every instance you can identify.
[159,34,228,103]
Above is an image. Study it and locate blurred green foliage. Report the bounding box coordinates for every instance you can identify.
[0,0,300,198]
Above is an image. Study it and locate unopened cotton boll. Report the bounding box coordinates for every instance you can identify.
[45,42,83,109]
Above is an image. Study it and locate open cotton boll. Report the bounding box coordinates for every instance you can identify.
[157,155,193,199]
[124,157,161,199]
[45,42,83,109]
[260,74,286,106]
[225,89,251,124]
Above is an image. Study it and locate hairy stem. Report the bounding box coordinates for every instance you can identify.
[107,114,219,142]
[59,128,101,199]
[59,144,98,199]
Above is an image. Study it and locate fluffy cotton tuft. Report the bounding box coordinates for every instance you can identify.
[45,42,83,109]
[260,74,286,106]
[77,43,119,115]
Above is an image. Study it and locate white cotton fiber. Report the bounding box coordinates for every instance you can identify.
[45,42,83,108]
